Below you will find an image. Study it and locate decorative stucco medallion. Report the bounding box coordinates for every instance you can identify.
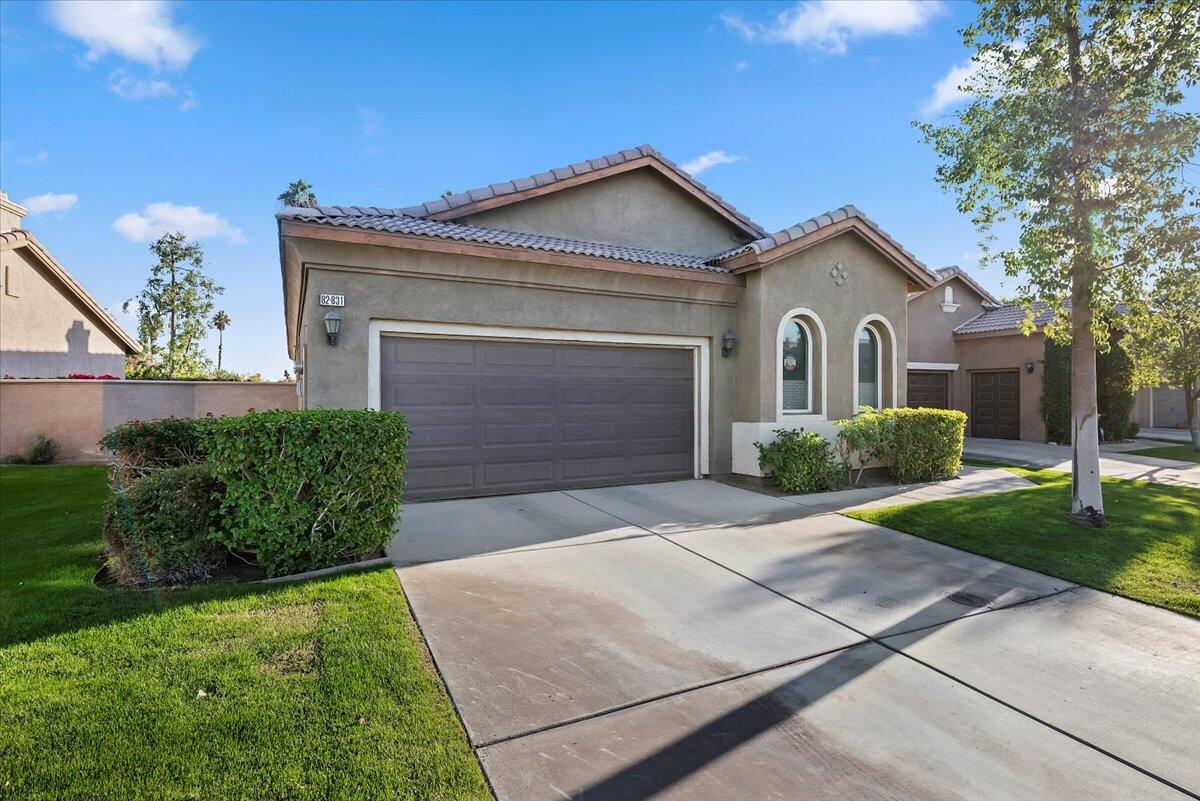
[829,261,848,287]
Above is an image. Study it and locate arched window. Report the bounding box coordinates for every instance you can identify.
[857,328,880,409]
[781,318,811,412]
[943,285,955,305]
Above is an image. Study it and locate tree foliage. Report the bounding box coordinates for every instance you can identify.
[917,0,1200,523]
[1126,263,1200,447]
[919,1,1199,343]
[278,179,318,208]
[124,233,223,378]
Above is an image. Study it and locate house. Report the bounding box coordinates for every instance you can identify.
[0,192,140,378]
[278,145,954,500]
[905,267,1053,441]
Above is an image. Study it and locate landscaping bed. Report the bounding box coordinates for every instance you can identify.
[845,465,1200,617]
[0,465,490,800]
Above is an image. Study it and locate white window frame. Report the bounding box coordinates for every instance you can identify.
[779,316,814,415]
[775,308,828,421]
[367,319,710,476]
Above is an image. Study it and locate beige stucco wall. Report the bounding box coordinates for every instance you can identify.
[1,246,127,378]
[462,168,750,258]
[734,233,910,423]
[953,332,1046,442]
[0,380,298,462]
[293,237,742,471]
[907,277,988,364]
[290,230,914,477]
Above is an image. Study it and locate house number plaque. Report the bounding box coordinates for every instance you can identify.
[319,293,345,307]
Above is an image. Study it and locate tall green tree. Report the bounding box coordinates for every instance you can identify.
[919,0,1200,525]
[278,179,318,208]
[211,310,231,371]
[125,233,223,378]
[1128,263,1200,449]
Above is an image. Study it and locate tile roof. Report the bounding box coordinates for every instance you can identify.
[713,204,940,280]
[391,144,768,237]
[279,206,729,273]
[954,302,1055,334]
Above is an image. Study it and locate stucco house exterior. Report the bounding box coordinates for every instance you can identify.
[0,192,139,378]
[278,145,947,500]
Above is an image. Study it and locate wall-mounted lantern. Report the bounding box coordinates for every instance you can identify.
[722,329,737,358]
[1025,359,1035,374]
[323,311,342,346]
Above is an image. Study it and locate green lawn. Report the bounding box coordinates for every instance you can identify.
[846,466,1200,617]
[0,466,490,801]
[1127,443,1200,463]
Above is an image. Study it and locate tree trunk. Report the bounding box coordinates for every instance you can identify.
[217,331,223,371]
[168,264,177,378]
[1188,379,1199,451]
[1065,0,1105,526]
[1068,281,1106,525]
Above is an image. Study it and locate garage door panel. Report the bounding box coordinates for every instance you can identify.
[972,371,1020,439]
[382,337,696,500]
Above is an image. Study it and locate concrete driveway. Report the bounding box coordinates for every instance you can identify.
[390,478,1198,800]
[963,436,1200,488]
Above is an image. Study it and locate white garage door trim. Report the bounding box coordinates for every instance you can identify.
[367,320,710,477]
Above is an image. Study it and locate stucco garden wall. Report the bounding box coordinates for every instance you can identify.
[0,380,298,463]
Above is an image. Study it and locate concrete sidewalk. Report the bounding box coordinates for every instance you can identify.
[393,478,1198,800]
[964,436,1200,487]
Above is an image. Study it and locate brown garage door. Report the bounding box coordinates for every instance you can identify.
[972,371,1020,439]
[380,336,695,501]
[907,372,949,409]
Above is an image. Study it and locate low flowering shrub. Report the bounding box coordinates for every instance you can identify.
[103,464,224,586]
[100,417,212,471]
[834,407,895,485]
[755,428,841,493]
[200,410,410,577]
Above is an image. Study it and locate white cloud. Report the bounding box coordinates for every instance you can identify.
[108,69,176,100]
[919,44,1022,117]
[47,0,201,70]
[19,150,51,165]
[178,91,196,111]
[734,60,749,71]
[682,150,745,176]
[113,202,244,244]
[21,192,79,215]
[722,0,943,55]
[358,107,383,137]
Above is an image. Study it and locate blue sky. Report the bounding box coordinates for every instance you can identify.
[2,0,1004,377]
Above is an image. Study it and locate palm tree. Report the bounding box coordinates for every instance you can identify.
[211,310,231,371]
[278,179,317,208]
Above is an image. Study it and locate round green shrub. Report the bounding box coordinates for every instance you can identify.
[883,407,967,483]
[103,464,224,586]
[200,409,409,577]
[755,428,841,493]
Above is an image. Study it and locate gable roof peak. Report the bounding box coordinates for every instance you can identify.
[387,144,767,238]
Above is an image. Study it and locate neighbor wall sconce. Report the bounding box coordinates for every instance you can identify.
[1025,360,1035,374]
[323,311,342,346]
[722,329,737,358]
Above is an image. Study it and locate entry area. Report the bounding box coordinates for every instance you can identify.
[971,370,1020,439]
[380,335,696,500]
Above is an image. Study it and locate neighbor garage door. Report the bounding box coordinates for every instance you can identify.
[907,372,949,409]
[971,370,1020,439]
[380,336,695,501]
[1152,386,1188,429]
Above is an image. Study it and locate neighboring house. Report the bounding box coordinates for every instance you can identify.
[906,269,1055,442]
[0,192,139,378]
[278,145,941,500]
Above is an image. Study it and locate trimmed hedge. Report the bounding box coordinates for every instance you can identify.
[1041,335,1139,443]
[884,407,967,483]
[200,410,409,577]
[103,464,224,586]
[755,428,841,493]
